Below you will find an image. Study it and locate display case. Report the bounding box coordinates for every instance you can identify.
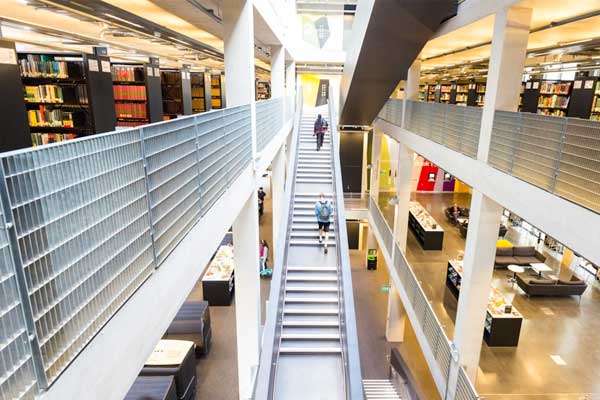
[408,201,444,250]
[446,260,523,346]
[202,245,235,306]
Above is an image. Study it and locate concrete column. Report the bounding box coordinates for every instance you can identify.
[286,60,296,96]
[271,145,286,261]
[451,191,503,384]
[402,60,421,128]
[370,130,383,202]
[224,0,257,156]
[232,192,261,399]
[477,7,532,162]
[385,280,405,342]
[271,46,285,98]
[393,143,415,253]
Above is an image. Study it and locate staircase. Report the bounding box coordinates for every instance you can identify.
[272,107,346,399]
[363,379,403,399]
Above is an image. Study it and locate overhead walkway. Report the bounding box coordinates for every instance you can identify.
[255,96,363,399]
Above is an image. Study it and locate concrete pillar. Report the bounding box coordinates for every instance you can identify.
[286,60,296,96]
[224,0,257,156]
[370,130,383,202]
[478,7,532,162]
[271,45,285,98]
[393,143,415,253]
[385,280,405,342]
[402,60,421,128]
[232,192,261,399]
[451,191,503,384]
[271,145,286,261]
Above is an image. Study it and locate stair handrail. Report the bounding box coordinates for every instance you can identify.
[253,84,303,400]
[328,86,364,400]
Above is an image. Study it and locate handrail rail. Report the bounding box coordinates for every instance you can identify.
[253,84,303,399]
[329,86,364,400]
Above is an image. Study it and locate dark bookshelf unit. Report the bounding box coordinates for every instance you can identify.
[453,82,469,106]
[446,260,523,347]
[112,64,154,127]
[408,203,444,250]
[0,40,31,151]
[191,71,207,113]
[439,83,451,104]
[427,84,436,103]
[521,80,541,113]
[418,84,427,102]
[537,80,572,117]
[19,51,116,147]
[161,68,192,119]
[568,77,598,120]
[211,73,225,109]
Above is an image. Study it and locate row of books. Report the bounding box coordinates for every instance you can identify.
[111,66,140,82]
[28,107,75,128]
[162,71,180,85]
[538,94,570,109]
[20,55,69,78]
[117,120,147,128]
[113,85,147,101]
[191,87,204,98]
[24,85,63,103]
[591,97,600,113]
[538,109,567,117]
[31,133,77,146]
[540,82,571,95]
[115,103,148,119]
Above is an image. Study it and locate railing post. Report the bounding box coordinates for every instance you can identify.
[0,166,49,390]
[139,126,159,267]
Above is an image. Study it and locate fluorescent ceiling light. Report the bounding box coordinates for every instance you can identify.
[559,38,593,46]
[104,13,144,29]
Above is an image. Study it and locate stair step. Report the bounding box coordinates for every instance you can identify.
[279,347,342,354]
[286,286,338,292]
[287,266,337,272]
[284,308,339,314]
[295,192,334,197]
[296,179,333,184]
[284,297,338,303]
[282,320,340,327]
[289,239,337,246]
[292,217,328,223]
[281,333,340,340]
[290,232,336,239]
[286,276,338,282]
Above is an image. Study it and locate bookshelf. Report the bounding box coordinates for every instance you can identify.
[426,84,436,103]
[211,73,225,109]
[452,83,469,106]
[190,71,208,113]
[537,80,572,117]
[418,84,427,102]
[521,80,541,113]
[161,68,192,119]
[567,77,598,120]
[475,83,486,107]
[439,83,451,103]
[20,51,116,146]
[592,81,600,121]
[256,80,270,100]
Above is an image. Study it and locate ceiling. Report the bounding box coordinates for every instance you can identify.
[420,0,600,73]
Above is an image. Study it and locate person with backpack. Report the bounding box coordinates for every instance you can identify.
[313,114,327,151]
[315,193,334,253]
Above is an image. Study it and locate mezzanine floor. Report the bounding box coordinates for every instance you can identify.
[377,191,600,400]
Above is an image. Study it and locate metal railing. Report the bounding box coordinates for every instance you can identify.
[369,197,458,390]
[379,99,404,127]
[455,366,480,400]
[256,97,284,153]
[0,104,255,394]
[489,110,600,214]
[368,197,394,256]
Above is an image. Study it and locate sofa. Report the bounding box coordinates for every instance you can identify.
[445,206,469,224]
[494,246,546,269]
[459,222,508,239]
[516,274,587,297]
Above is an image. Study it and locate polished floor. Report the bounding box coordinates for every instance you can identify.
[378,191,600,399]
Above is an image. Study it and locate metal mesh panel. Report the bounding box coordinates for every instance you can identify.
[1,130,155,383]
[400,101,481,159]
[368,197,393,255]
[0,197,39,399]
[455,367,480,400]
[378,99,403,126]
[197,106,252,216]
[256,98,283,153]
[141,117,201,265]
[556,118,600,213]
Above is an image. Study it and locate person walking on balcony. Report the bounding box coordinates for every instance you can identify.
[313,114,327,151]
[315,193,333,254]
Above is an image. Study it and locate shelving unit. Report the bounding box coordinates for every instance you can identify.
[20,51,116,146]
[112,65,148,127]
[190,72,207,113]
[446,260,523,347]
[427,84,436,103]
[202,245,235,306]
[537,81,572,117]
[453,83,469,106]
[439,83,451,103]
[592,81,600,121]
[408,201,444,250]
[418,84,427,102]
[211,73,225,109]
[256,80,270,100]
[160,68,192,119]
[475,83,486,107]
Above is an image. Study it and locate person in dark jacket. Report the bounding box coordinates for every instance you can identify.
[313,114,327,151]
